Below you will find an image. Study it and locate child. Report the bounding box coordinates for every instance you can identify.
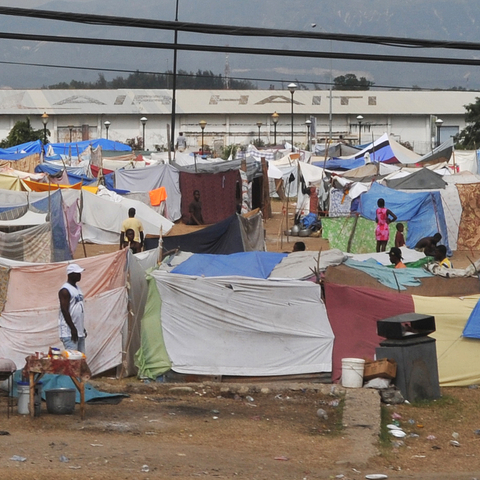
[123,228,142,254]
[395,223,405,248]
[434,245,452,268]
[375,198,397,252]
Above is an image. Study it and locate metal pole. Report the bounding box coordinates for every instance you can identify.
[143,124,146,150]
[274,123,277,145]
[171,0,179,153]
[290,91,294,152]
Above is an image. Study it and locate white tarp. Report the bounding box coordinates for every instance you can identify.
[81,190,173,244]
[152,272,334,376]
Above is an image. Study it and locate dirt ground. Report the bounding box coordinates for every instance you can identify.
[2,199,480,479]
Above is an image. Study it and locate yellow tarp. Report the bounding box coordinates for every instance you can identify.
[0,173,25,191]
[413,294,480,386]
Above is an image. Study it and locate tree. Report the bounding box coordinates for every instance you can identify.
[333,74,374,90]
[0,117,48,148]
[455,97,480,149]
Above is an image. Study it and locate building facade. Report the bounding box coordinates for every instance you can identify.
[0,89,477,154]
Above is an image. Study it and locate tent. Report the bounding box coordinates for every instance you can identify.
[46,139,131,156]
[137,270,334,377]
[386,168,447,190]
[157,212,265,254]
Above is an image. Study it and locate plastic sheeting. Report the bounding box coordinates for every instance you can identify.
[81,190,173,244]
[153,272,334,376]
[357,182,450,252]
[170,251,287,278]
[114,164,181,222]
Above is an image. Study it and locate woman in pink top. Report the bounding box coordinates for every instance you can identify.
[375,198,397,252]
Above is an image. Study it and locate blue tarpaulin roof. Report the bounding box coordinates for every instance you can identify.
[0,139,44,160]
[35,163,97,185]
[46,138,131,156]
[357,182,450,253]
[463,299,480,339]
[171,251,287,278]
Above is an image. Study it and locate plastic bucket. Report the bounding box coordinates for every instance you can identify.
[341,358,365,388]
[45,388,76,415]
[17,381,30,415]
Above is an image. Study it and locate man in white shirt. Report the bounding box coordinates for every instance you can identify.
[58,263,86,353]
[175,132,187,152]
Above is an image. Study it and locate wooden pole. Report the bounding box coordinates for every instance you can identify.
[260,157,271,219]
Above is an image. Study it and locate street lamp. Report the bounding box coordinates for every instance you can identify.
[68,125,73,143]
[435,118,444,147]
[305,119,312,151]
[288,83,297,152]
[140,117,148,150]
[41,112,49,144]
[356,115,364,145]
[272,111,279,146]
[104,120,111,140]
[199,120,207,156]
[256,121,262,143]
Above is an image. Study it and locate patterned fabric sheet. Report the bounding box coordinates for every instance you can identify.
[456,183,480,250]
[23,356,91,380]
[328,189,352,217]
[322,216,407,254]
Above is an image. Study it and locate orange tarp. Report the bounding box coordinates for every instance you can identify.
[22,179,83,192]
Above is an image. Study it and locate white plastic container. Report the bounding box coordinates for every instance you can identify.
[341,358,365,388]
[17,381,30,415]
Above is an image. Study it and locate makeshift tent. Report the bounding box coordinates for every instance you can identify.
[157,212,265,254]
[386,168,447,190]
[324,282,480,386]
[46,139,131,156]
[114,164,182,222]
[145,271,334,376]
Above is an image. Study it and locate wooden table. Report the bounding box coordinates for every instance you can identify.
[22,356,91,420]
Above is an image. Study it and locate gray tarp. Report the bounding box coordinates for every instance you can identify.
[114,164,182,222]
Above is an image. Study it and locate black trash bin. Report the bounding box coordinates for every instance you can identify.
[376,313,440,402]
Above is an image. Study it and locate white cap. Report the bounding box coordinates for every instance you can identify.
[66,263,84,275]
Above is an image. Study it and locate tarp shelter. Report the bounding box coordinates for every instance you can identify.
[46,139,131,156]
[179,170,240,225]
[386,167,447,190]
[357,182,450,252]
[140,271,334,377]
[159,212,265,254]
[114,164,182,222]
[324,282,480,386]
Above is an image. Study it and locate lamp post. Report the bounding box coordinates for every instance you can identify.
[272,111,279,146]
[435,118,443,147]
[356,115,364,145]
[68,125,73,143]
[288,83,297,152]
[41,112,49,144]
[305,119,312,151]
[140,117,148,150]
[256,121,262,143]
[199,120,207,156]
[104,120,110,140]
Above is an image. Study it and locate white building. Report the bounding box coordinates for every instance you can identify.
[0,89,478,154]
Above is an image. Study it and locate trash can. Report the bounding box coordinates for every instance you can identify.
[376,313,440,402]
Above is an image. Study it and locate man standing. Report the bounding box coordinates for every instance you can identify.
[175,132,187,152]
[188,190,204,225]
[120,207,144,251]
[59,263,86,353]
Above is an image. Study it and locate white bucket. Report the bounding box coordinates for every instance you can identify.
[341,358,365,388]
[17,382,30,415]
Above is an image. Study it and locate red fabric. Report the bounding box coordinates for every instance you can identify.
[90,165,114,178]
[179,170,239,225]
[324,283,414,382]
[23,356,91,380]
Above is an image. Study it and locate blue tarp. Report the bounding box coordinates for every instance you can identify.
[171,251,287,278]
[35,163,97,186]
[0,140,43,159]
[46,138,131,156]
[463,299,480,339]
[356,183,450,254]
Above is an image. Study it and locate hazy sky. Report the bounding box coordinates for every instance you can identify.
[0,0,478,90]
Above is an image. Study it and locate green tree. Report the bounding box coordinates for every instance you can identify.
[0,117,49,148]
[456,97,480,149]
[333,74,374,90]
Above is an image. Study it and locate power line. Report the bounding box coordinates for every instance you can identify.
[0,6,480,53]
[0,31,479,67]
